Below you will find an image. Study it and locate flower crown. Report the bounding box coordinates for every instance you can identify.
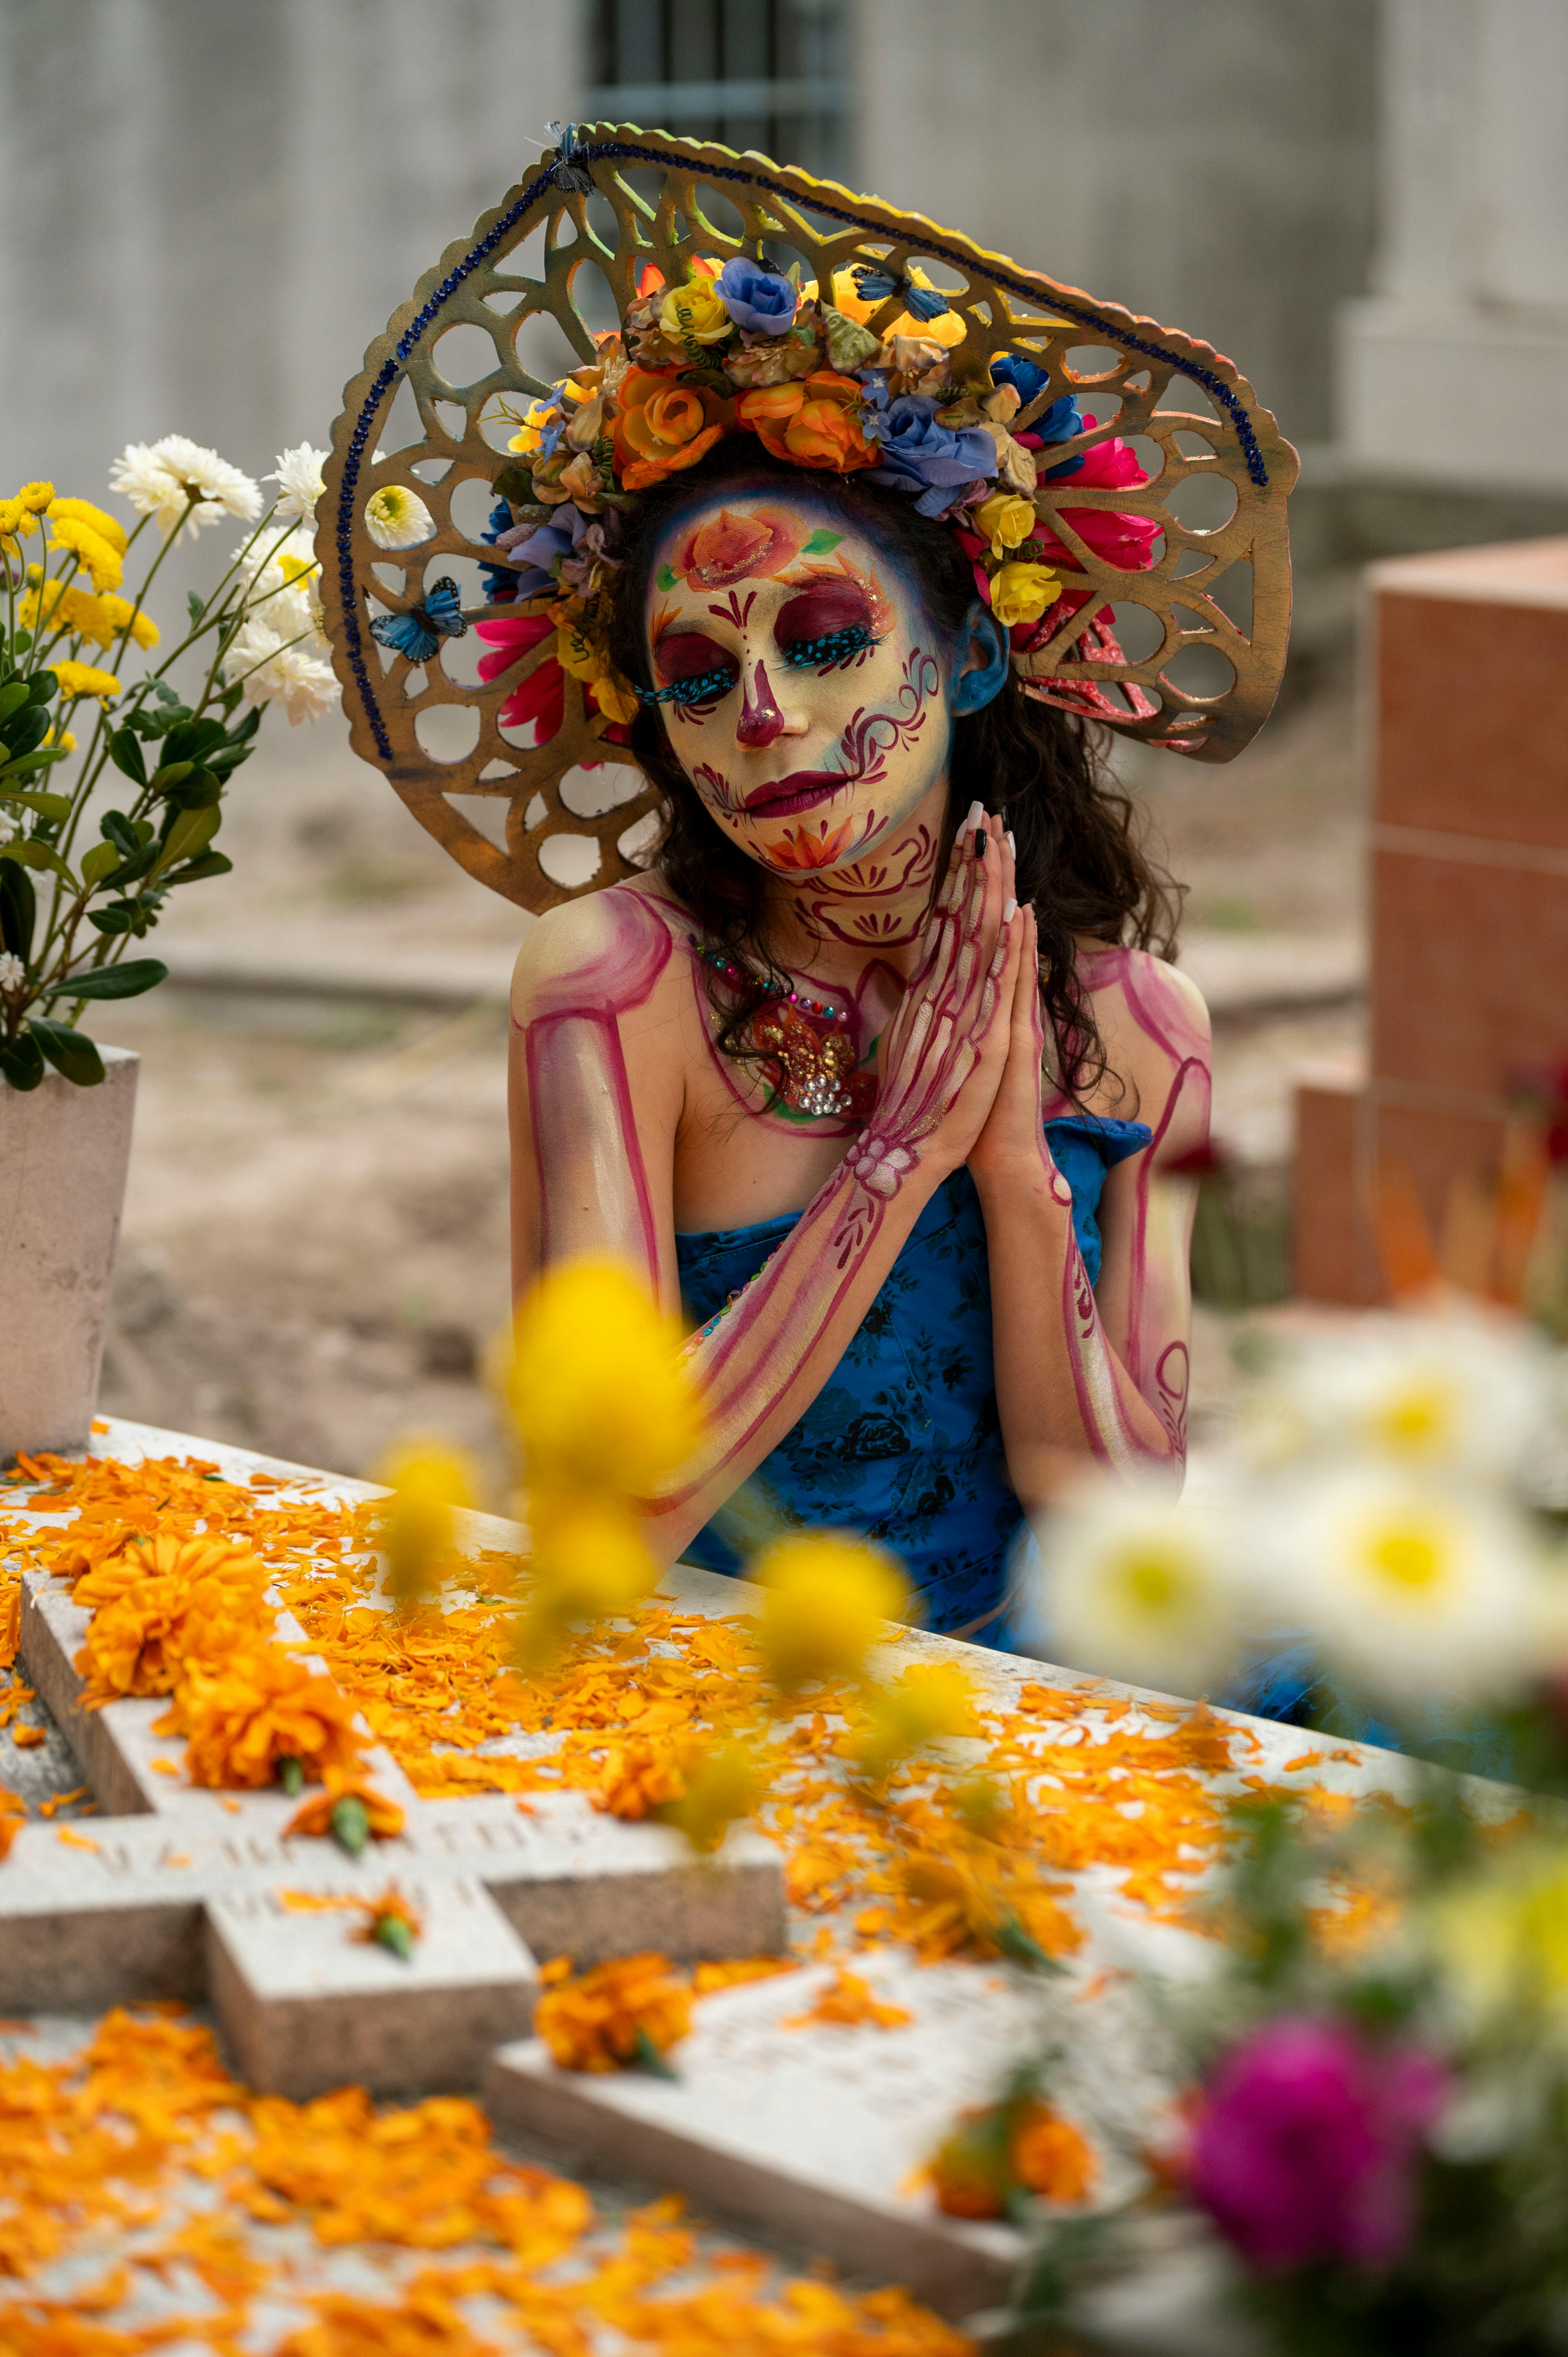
[472,256,1161,750]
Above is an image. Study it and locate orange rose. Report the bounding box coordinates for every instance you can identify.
[614,366,732,490]
[735,370,875,472]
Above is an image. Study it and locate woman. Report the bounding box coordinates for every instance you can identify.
[506,431,1211,1644]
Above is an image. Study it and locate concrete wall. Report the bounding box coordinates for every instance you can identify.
[855,0,1379,452]
[0,0,584,495]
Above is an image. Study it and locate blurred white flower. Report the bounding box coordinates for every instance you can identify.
[226,615,338,726]
[109,435,261,544]
[1022,1475,1245,1698]
[0,815,17,848]
[0,948,25,988]
[1270,1470,1547,1705]
[1238,1309,1551,1489]
[239,525,328,653]
[267,442,328,525]
[364,484,434,549]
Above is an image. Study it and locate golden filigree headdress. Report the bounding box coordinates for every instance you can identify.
[318,124,1298,915]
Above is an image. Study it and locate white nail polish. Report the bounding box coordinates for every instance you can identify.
[965,799,984,830]
[1006,830,1016,855]
[1003,896,1017,922]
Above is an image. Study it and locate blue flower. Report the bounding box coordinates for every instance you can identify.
[862,392,998,518]
[991,369,1086,480]
[991,353,1051,407]
[479,497,521,603]
[481,501,591,601]
[715,256,798,337]
[851,265,950,323]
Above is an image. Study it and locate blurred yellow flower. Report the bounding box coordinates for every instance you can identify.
[508,1259,701,1497]
[21,578,157,653]
[535,1951,692,2072]
[19,481,57,516]
[989,560,1061,627]
[1432,1844,1568,2029]
[48,496,127,555]
[750,1532,909,1694]
[54,659,121,701]
[659,1736,765,1855]
[43,728,75,753]
[973,492,1035,557]
[514,1493,660,1670]
[372,1438,477,1610]
[852,1662,976,1785]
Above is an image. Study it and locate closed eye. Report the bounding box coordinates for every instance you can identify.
[652,630,739,704]
[774,584,883,672]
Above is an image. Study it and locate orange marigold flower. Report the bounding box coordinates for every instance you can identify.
[164,1644,367,1790]
[535,1951,692,2073]
[351,1883,423,1959]
[786,1965,913,2030]
[1010,2098,1097,2203]
[928,2108,1009,2220]
[591,1739,685,1822]
[73,1533,274,1705]
[0,1574,18,1669]
[0,1783,25,1860]
[735,370,876,471]
[613,366,732,490]
[285,1768,406,1849]
[690,1955,794,1995]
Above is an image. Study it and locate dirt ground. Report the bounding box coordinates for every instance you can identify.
[93,668,1365,1488]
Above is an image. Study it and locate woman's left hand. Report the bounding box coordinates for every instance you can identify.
[966,819,1060,1190]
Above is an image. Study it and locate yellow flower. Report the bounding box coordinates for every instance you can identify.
[554,617,608,685]
[989,560,1061,628]
[47,496,127,555]
[592,1737,687,1822]
[0,497,35,542]
[164,1643,368,1790]
[1432,1845,1568,2029]
[47,512,124,592]
[659,274,732,347]
[535,1951,693,2073]
[514,1493,659,1670]
[592,670,640,727]
[72,1533,275,1706]
[659,1737,765,1855]
[44,728,75,753]
[750,1533,909,1694]
[973,492,1035,558]
[507,1259,701,1496]
[852,1662,976,1784]
[19,481,57,516]
[54,658,121,701]
[507,393,569,458]
[372,1438,477,1610]
[21,579,157,652]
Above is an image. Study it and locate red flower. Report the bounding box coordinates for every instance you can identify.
[1037,438,1162,574]
[477,613,563,742]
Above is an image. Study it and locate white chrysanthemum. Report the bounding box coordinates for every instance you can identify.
[1020,1475,1245,1698]
[1238,1308,1552,1488]
[364,483,434,549]
[0,815,17,849]
[226,616,338,726]
[1267,1470,1547,1705]
[109,435,261,544]
[239,525,328,653]
[0,948,25,988]
[267,442,328,525]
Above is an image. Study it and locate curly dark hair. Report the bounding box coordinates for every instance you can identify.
[604,440,1183,1106]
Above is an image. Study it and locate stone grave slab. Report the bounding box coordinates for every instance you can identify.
[1,1417,784,2097]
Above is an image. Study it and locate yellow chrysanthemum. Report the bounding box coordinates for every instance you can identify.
[19,481,56,516]
[21,580,157,653]
[507,1259,701,1497]
[47,495,127,555]
[658,1736,765,1855]
[54,658,122,701]
[48,512,124,593]
[371,1438,477,1609]
[0,497,36,542]
[514,1493,660,1671]
[852,1662,976,1784]
[750,1533,909,1694]
[44,727,76,752]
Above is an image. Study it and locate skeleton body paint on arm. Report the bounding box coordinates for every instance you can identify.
[509,832,1021,1563]
[970,928,1211,1496]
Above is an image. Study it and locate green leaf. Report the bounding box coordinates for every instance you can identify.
[66,957,168,1000]
[655,563,678,591]
[148,760,195,793]
[489,464,534,506]
[80,841,120,890]
[0,1031,45,1091]
[631,2028,680,2080]
[157,804,220,871]
[164,852,232,888]
[0,682,30,725]
[0,747,72,780]
[187,590,205,625]
[801,528,845,555]
[9,631,33,656]
[87,904,143,936]
[149,679,185,709]
[230,706,262,744]
[0,705,50,760]
[1,790,72,823]
[164,717,227,763]
[27,1017,103,1087]
[108,728,148,786]
[25,671,58,707]
[0,839,74,883]
[164,767,221,811]
[204,741,252,776]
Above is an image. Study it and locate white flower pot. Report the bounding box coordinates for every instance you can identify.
[0,1046,138,1464]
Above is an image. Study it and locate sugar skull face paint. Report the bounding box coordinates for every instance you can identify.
[643,492,951,879]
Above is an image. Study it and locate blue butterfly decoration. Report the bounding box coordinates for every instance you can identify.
[369,577,468,663]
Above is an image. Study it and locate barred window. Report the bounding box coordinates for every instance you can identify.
[587,0,853,184]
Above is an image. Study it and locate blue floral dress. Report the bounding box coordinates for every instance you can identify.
[675,1117,1152,1642]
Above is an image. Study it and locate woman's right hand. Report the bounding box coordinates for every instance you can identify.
[861,806,1021,1193]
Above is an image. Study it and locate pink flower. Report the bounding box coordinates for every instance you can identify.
[1189,2018,1447,2274]
[1038,437,1162,574]
[477,612,562,741]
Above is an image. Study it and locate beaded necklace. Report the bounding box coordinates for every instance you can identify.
[692,938,874,1124]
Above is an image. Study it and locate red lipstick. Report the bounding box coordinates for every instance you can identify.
[742,770,845,819]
